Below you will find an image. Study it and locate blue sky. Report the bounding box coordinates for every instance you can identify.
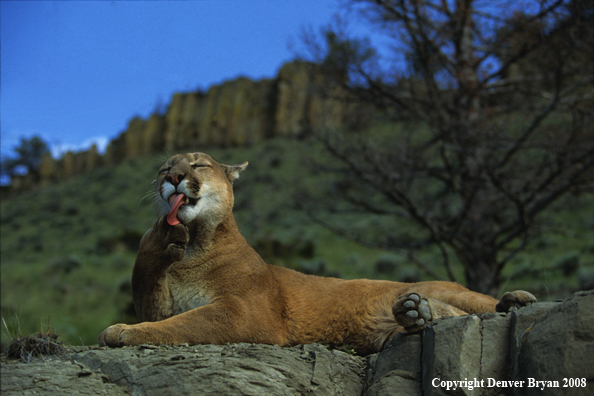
[1,0,346,161]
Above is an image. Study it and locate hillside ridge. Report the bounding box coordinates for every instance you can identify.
[10,61,370,193]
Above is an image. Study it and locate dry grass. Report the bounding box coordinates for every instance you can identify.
[5,331,66,363]
[3,317,66,363]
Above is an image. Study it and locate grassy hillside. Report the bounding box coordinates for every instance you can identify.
[2,137,593,349]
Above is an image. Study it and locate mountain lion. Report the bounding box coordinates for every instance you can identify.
[98,152,536,355]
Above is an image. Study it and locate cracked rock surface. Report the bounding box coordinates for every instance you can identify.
[2,343,366,396]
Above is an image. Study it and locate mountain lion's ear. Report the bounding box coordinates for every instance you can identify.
[223,161,248,182]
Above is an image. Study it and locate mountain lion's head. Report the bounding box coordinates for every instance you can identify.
[153,152,248,229]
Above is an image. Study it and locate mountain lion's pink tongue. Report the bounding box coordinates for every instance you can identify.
[167,193,186,226]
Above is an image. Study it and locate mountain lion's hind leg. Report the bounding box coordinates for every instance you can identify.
[392,292,467,332]
[496,290,537,312]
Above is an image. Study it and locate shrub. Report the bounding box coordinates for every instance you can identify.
[48,255,82,274]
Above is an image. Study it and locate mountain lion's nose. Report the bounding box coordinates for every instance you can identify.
[166,172,184,186]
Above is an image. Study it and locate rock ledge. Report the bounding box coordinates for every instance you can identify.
[2,291,592,396]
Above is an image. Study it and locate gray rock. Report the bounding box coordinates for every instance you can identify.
[72,342,366,396]
[364,333,422,396]
[422,314,483,396]
[365,369,421,396]
[0,356,127,395]
[516,290,594,396]
[478,312,512,395]
[508,300,561,376]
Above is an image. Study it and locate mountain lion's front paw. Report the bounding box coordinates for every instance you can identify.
[496,290,537,312]
[392,292,432,332]
[157,216,189,262]
[98,324,137,347]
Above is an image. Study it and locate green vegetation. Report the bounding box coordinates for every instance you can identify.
[0,136,49,180]
[1,137,593,350]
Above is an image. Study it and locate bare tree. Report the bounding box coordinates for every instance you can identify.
[302,0,593,294]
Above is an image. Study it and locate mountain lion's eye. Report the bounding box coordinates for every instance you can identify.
[191,163,209,169]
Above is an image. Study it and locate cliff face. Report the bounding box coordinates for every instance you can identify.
[2,291,592,396]
[13,61,368,192]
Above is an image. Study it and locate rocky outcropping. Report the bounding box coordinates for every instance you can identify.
[2,291,592,395]
[9,61,370,192]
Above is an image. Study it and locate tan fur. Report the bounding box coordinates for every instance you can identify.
[98,152,536,355]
